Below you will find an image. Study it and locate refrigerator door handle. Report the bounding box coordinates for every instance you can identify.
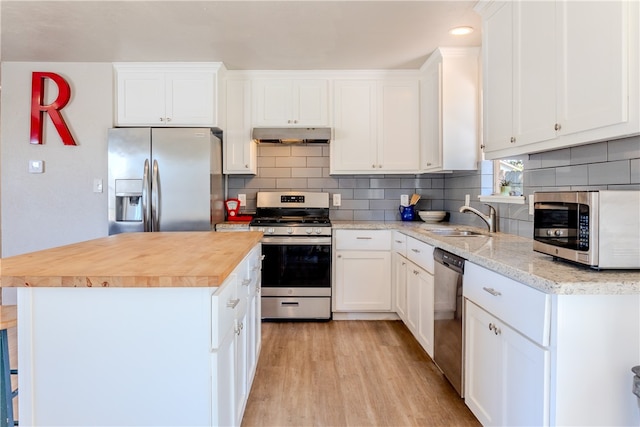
[152,159,160,231]
[142,159,151,232]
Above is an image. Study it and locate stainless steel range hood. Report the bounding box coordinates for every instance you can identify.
[252,127,331,144]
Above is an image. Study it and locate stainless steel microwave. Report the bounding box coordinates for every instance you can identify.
[533,191,640,269]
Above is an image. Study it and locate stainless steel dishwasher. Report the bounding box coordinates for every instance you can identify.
[433,247,465,397]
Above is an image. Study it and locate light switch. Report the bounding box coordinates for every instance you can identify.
[333,193,341,207]
[93,178,103,193]
[28,160,44,174]
[238,194,247,206]
[400,194,409,206]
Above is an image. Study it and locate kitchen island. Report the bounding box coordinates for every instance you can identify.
[0,231,263,427]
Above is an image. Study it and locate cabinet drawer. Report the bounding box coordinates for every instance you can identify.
[406,237,434,273]
[392,231,407,256]
[211,274,238,350]
[464,262,550,346]
[335,230,391,251]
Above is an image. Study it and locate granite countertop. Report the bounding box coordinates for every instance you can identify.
[332,221,640,296]
[0,231,263,288]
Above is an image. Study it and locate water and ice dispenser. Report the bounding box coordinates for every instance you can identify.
[115,179,143,222]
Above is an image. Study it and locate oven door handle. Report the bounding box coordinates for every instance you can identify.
[261,236,331,245]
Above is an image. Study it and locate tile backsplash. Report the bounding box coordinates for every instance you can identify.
[227,135,640,238]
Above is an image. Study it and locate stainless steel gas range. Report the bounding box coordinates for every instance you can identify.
[250,191,332,320]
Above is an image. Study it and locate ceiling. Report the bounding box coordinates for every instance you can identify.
[0,1,482,70]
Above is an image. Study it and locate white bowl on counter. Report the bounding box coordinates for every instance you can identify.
[418,210,446,223]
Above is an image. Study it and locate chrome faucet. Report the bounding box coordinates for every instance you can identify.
[459,203,497,233]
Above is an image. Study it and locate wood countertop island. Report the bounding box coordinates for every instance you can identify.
[0,231,263,288]
[4,231,264,426]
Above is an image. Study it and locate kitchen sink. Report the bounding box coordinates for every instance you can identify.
[428,229,485,237]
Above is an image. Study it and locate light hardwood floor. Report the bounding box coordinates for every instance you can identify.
[242,320,480,427]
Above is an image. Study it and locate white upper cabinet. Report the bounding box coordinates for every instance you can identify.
[419,48,480,172]
[114,63,226,127]
[224,78,257,175]
[477,0,639,159]
[252,79,329,126]
[331,77,420,174]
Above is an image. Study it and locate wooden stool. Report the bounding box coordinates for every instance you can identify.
[0,306,17,427]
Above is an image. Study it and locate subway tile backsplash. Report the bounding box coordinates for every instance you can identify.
[227,135,640,238]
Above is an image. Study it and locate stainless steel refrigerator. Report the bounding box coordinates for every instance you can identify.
[108,127,224,235]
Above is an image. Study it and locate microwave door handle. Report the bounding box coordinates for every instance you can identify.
[151,159,160,232]
[142,159,151,232]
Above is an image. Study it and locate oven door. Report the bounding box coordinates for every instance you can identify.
[260,236,332,297]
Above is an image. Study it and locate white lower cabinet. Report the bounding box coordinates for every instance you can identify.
[334,230,392,312]
[465,301,549,427]
[406,261,434,356]
[464,261,550,427]
[391,233,434,357]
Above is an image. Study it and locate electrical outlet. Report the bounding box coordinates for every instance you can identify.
[238,194,247,206]
[400,194,409,206]
[465,194,470,206]
[333,193,341,207]
[529,194,535,215]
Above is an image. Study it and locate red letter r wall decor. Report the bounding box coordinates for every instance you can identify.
[30,72,78,146]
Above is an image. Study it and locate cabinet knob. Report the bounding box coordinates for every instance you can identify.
[245,164,249,168]
[166,117,172,122]
[510,137,516,144]
[554,123,561,131]
[372,164,376,168]
[159,117,164,122]
[480,144,485,150]
[337,254,342,258]
[426,162,432,166]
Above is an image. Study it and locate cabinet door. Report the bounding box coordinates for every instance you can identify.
[420,60,442,171]
[482,1,514,152]
[331,80,378,173]
[406,265,420,334]
[234,316,248,426]
[513,1,556,146]
[415,266,434,357]
[464,301,501,426]
[225,79,257,174]
[392,252,408,322]
[293,80,329,125]
[212,327,236,427]
[116,71,166,125]
[334,250,391,311]
[253,79,292,126]
[378,80,420,172]
[501,319,550,427]
[165,71,216,126]
[557,1,630,136]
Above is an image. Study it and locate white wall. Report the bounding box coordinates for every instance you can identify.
[1,62,112,299]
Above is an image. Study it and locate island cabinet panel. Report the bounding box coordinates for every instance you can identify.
[16,243,261,427]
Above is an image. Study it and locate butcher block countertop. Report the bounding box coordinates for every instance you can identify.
[0,231,263,288]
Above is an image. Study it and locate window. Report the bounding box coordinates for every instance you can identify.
[494,159,524,196]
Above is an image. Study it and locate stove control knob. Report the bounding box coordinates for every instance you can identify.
[314,228,322,234]
[287,227,294,234]
[306,228,313,234]
[267,228,275,234]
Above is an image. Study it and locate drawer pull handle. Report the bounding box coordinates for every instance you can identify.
[483,287,501,297]
[411,249,420,253]
[356,237,372,240]
[281,301,299,306]
[242,278,251,286]
[226,299,240,309]
[395,240,403,243]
